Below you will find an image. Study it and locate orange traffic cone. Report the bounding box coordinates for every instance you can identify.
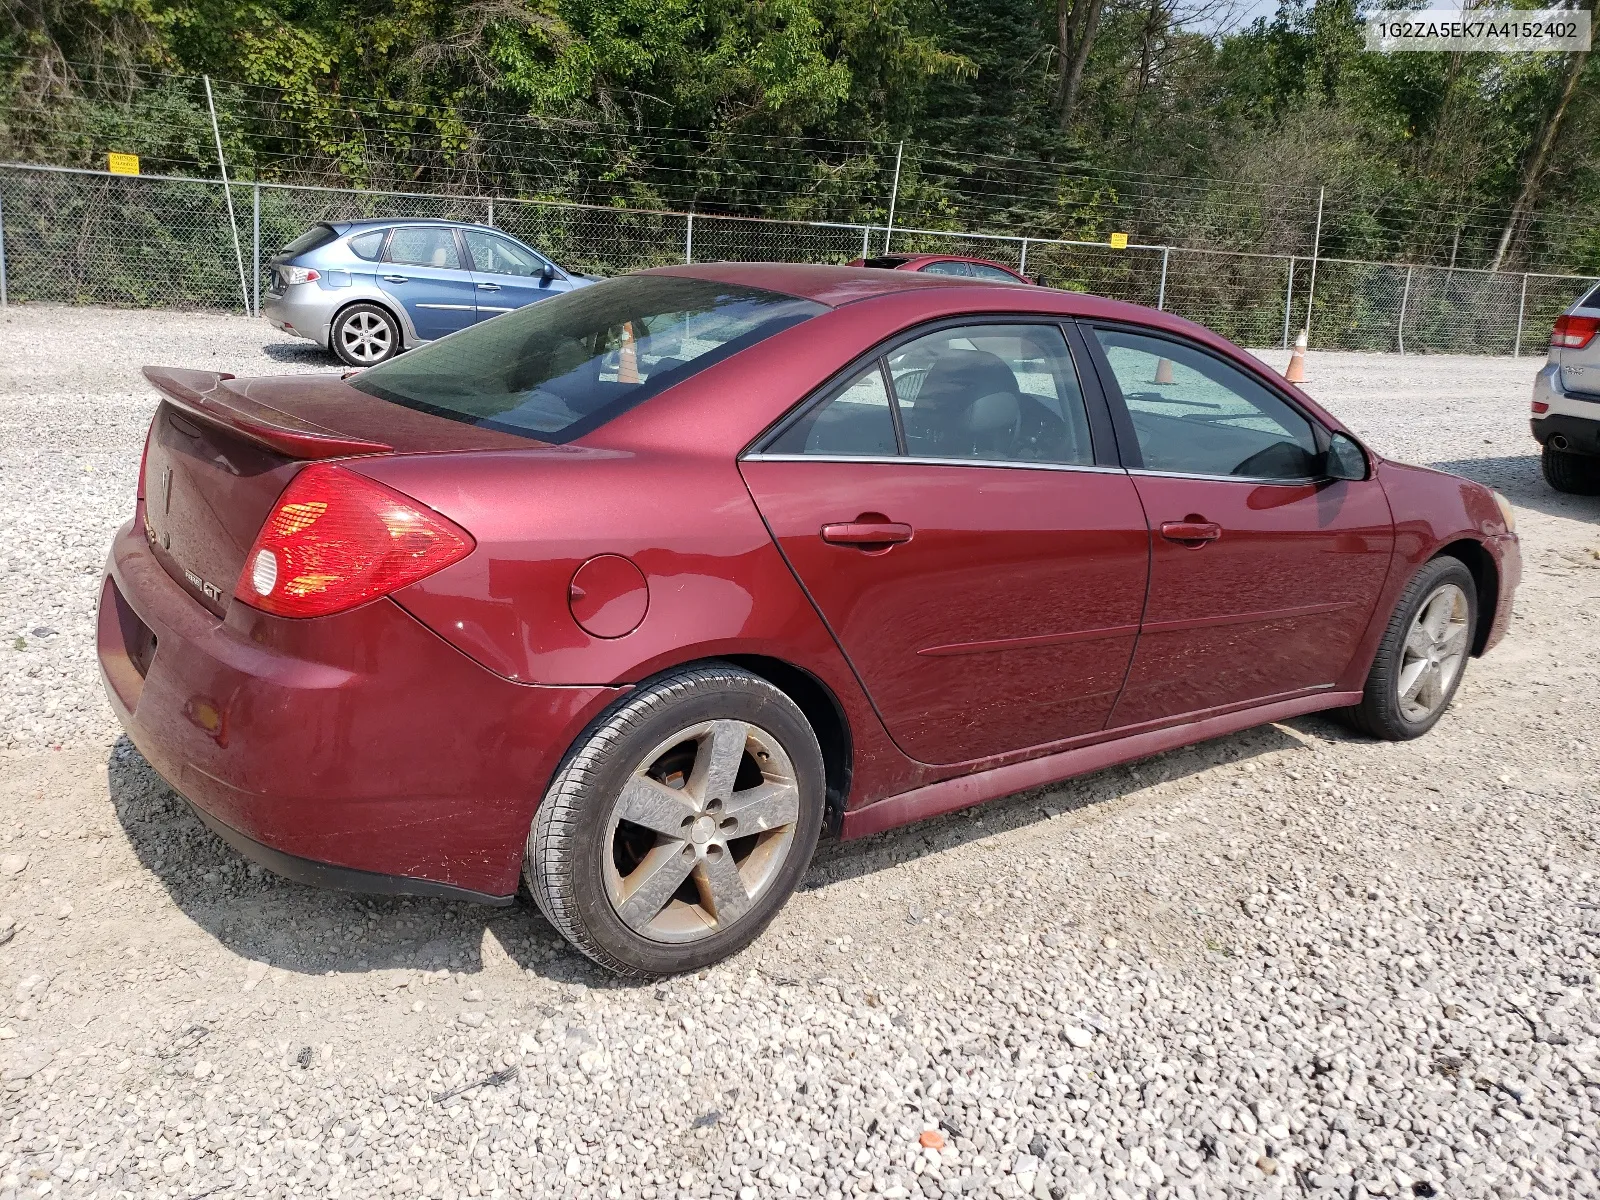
[1285,331,1307,383]
[1153,357,1174,385]
[618,321,641,384]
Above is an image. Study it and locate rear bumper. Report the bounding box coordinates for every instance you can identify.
[98,517,622,898]
[260,288,334,349]
[1531,363,1600,454]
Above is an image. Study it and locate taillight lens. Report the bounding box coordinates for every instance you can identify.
[1552,314,1599,349]
[236,465,474,618]
[284,266,320,285]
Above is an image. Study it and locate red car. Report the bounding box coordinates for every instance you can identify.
[99,264,1520,977]
[850,253,1032,284]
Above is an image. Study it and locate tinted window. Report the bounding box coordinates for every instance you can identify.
[860,256,913,269]
[348,230,384,261]
[351,275,824,443]
[1093,327,1319,479]
[916,260,971,277]
[385,227,462,269]
[768,366,897,457]
[967,263,1022,282]
[280,225,337,257]
[1582,283,1600,310]
[887,324,1094,465]
[464,230,548,278]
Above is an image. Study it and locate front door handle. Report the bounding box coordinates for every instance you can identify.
[820,521,913,547]
[382,274,410,283]
[1160,520,1222,545]
[477,282,501,291]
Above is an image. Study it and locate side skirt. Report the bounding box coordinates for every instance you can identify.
[839,690,1361,840]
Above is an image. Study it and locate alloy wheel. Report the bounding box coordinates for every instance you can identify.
[339,311,393,364]
[1397,582,1470,722]
[602,719,801,944]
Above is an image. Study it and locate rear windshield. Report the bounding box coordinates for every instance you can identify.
[860,256,913,269]
[349,275,825,443]
[1582,283,1600,310]
[280,224,338,257]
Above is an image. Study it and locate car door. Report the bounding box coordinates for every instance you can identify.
[1082,323,1395,728]
[376,226,477,342]
[740,321,1150,766]
[462,228,574,320]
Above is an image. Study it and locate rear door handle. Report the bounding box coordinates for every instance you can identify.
[477,282,501,292]
[820,521,913,547]
[1160,520,1222,544]
[382,274,410,283]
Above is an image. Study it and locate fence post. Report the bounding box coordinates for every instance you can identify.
[883,142,903,255]
[1019,239,1029,277]
[1514,273,1529,357]
[1157,246,1170,312]
[487,198,495,228]
[1282,257,1296,349]
[685,212,694,265]
[203,76,252,316]
[1304,185,1324,344]
[861,226,871,260]
[251,184,260,319]
[1397,266,1413,355]
[0,192,8,310]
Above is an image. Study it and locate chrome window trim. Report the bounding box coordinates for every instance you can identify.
[1124,467,1322,486]
[741,452,1125,475]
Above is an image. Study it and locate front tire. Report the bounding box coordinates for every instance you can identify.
[1341,557,1476,741]
[331,302,401,367]
[1541,442,1600,495]
[527,664,825,978]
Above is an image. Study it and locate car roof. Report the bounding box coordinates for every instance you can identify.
[894,253,1021,270]
[643,262,1030,308]
[329,217,495,234]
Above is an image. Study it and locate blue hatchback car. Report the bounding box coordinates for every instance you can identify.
[261,218,594,367]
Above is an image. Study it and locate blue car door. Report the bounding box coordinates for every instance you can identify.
[376,227,477,342]
[461,228,575,321]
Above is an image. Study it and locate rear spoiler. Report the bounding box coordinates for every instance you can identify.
[141,366,393,460]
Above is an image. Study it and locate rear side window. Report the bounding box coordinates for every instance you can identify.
[768,366,897,457]
[280,225,337,257]
[385,228,461,269]
[916,261,972,277]
[350,275,825,443]
[967,263,1022,282]
[348,230,384,261]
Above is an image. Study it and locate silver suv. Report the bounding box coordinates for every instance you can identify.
[1532,283,1600,493]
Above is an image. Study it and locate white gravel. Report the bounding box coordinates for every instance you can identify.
[0,306,1597,1200]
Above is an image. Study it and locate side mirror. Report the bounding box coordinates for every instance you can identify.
[1324,431,1367,481]
[539,263,556,286]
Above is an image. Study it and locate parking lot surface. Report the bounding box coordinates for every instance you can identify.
[0,305,1596,1200]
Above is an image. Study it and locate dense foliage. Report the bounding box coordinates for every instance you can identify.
[1,0,1595,270]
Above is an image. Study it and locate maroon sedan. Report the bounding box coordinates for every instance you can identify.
[99,264,1520,976]
[850,253,1032,284]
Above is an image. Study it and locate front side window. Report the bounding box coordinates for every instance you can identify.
[1092,328,1319,479]
[351,275,824,443]
[384,227,462,270]
[767,366,897,457]
[464,230,549,278]
[887,324,1094,465]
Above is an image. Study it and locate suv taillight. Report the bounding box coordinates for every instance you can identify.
[236,464,474,618]
[1552,314,1599,349]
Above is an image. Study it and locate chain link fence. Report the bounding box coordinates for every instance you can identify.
[0,162,1593,356]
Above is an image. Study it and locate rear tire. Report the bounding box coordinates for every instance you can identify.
[527,664,825,978]
[1340,556,1476,741]
[331,303,401,368]
[1541,442,1600,495]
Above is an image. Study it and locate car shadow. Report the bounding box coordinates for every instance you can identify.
[261,341,337,367]
[808,718,1315,887]
[108,717,1323,982]
[1429,454,1600,522]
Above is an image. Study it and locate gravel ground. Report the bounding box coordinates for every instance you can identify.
[0,305,1596,1200]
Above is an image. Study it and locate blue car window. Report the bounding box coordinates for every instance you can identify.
[385,228,461,270]
[464,230,547,278]
[348,231,384,261]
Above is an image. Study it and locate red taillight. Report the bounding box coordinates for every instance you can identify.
[236,464,474,618]
[1552,314,1599,349]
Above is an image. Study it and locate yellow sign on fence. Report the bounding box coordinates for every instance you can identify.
[1109,232,1129,250]
[106,153,140,176]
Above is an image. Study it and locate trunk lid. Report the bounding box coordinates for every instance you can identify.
[1558,285,1600,398]
[139,367,536,615]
